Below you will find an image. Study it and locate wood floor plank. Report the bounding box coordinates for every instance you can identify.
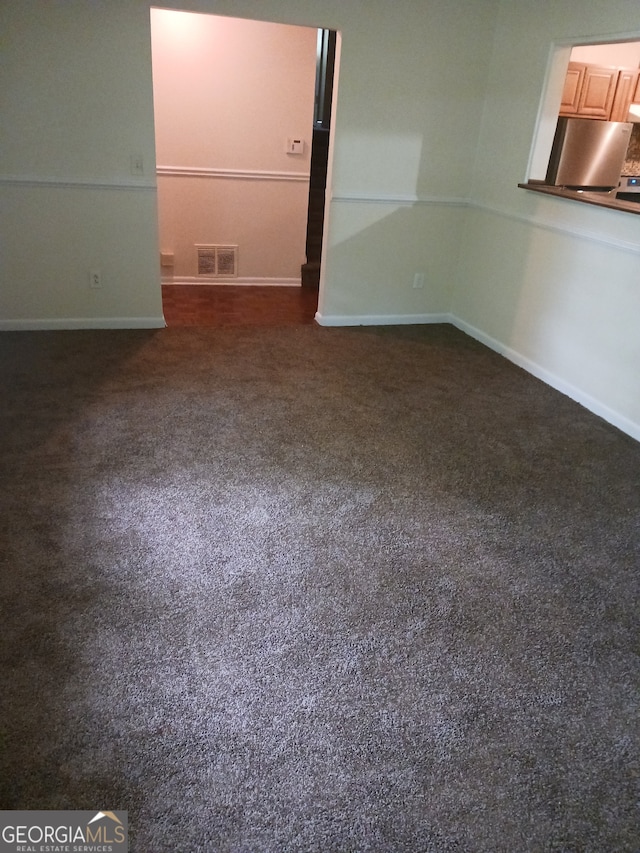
[162,285,318,327]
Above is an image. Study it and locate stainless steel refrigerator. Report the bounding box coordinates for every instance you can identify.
[546,117,632,189]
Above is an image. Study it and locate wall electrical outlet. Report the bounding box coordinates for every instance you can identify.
[413,272,425,289]
[89,269,102,289]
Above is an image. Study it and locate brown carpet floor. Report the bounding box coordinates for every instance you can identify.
[1,323,638,852]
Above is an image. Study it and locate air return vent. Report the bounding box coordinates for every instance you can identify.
[196,244,238,278]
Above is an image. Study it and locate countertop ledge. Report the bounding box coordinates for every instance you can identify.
[518,182,640,215]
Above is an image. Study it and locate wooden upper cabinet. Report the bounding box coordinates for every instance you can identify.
[610,68,640,121]
[560,62,585,114]
[576,64,618,118]
[560,61,640,120]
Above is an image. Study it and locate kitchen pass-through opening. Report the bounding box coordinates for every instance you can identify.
[524,37,640,210]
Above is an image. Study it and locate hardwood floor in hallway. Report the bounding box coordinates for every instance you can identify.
[162,285,319,327]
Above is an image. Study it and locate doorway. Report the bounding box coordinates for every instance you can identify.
[150,9,336,326]
[302,29,337,290]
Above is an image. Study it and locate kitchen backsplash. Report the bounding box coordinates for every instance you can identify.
[622,123,640,175]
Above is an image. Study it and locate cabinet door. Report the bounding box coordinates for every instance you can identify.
[610,69,639,122]
[577,64,618,118]
[634,73,640,105]
[560,62,585,115]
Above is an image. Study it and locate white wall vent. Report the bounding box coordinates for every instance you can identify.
[196,244,238,278]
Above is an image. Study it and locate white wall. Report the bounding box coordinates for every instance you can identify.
[452,0,640,440]
[150,11,317,283]
[316,0,498,323]
[0,1,164,328]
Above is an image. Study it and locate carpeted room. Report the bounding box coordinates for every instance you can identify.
[2,0,640,848]
[1,322,638,851]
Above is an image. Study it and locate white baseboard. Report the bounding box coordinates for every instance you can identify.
[315,312,451,327]
[0,317,166,331]
[450,314,640,443]
[162,276,301,287]
[314,309,640,442]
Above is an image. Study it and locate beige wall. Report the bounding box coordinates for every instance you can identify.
[150,10,317,283]
[571,42,640,67]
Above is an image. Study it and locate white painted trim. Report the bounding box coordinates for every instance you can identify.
[3,174,635,258]
[162,276,301,287]
[157,165,309,183]
[331,193,468,207]
[0,175,156,191]
[450,314,640,444]
[471,200,640,255]
[315,312,451,326]
[327,194,640,254]
[0,317,166,331]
